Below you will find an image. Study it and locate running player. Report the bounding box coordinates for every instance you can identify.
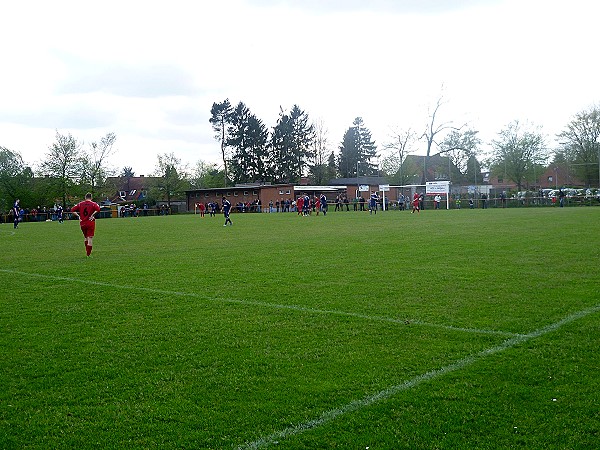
[71,193,101,257]
[411,192,420,213]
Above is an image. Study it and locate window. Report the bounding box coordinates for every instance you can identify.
[234,192,238,197]
[285,190,291,195]
[253,191,258,196]
[243,191,249,196]
[548,176,553,182]
[129,189,136,196]
[279,190,284,195]
[227,192,231,197]
[204,193,210,197]
[119,191,126,198]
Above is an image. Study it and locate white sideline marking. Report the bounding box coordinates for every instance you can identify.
[0,269,516,337]
[2,269,597,447]
[239,303,600,449]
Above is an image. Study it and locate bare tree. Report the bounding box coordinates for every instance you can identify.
[420,94,464,183]
[383,127,417,185]
[308,118,330,185]
[82,132,117,197]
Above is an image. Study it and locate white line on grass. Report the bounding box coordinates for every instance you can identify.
[238,303,600,449]
[0,268,517,338]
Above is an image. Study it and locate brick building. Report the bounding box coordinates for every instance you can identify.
[185,183,350,212]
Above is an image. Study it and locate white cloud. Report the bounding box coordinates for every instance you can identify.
[1,0,598,176]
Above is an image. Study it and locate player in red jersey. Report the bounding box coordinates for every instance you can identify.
[296,195,304,215]
[411,192,420,214]
[198,202,206,217]
[71,193,101,256]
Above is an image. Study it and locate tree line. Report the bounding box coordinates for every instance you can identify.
[1,99,598,212]
[209,100,379,186]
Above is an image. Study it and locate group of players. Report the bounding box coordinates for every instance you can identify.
[295,193,329,216]
[11,190,423,258]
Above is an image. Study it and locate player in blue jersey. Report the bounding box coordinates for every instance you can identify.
[369,192,379,214]
[12,199,20,229]
[56,205,64,223]
[319,193,328,216]
[222,197,232,226]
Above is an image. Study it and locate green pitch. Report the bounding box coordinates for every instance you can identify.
[1,208,598,449]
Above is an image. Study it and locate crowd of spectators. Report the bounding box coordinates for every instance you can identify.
[1,204,69,223]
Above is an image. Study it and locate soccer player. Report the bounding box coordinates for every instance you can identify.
[319,193,328,216]
[222,197,232,226]
[411,192,420,214]
[56,204,64,223]
[71,193,101,257]
[369,192,378,214]
[303,194,310,216]
[12,199,20,229]
[296,195,304,216]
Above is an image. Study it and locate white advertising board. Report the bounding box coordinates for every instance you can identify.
[426,181,449,195]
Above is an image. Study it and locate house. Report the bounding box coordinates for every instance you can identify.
[105,175,155,204]
[328,176,390,201]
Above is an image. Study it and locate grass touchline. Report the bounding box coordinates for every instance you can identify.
[240,302,600,450]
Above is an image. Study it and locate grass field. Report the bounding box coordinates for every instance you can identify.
[1,207,599,449]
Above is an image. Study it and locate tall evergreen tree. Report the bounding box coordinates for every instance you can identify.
[227,102,270,184]
[245,114,270,182]
[209,99,233,186]
[271,105,314,183]
[327,151,337,182]
[337,117,377,178]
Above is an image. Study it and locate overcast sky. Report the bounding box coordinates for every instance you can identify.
[1,0,598,176]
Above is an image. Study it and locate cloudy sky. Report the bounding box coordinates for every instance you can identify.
[1,0,598,176]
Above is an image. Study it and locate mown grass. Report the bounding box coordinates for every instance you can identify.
[1,207,599,449]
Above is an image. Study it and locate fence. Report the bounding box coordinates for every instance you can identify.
[0,207,176,224]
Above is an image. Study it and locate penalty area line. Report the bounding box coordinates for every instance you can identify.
[0,268,518,337]
[238,303,600,450]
